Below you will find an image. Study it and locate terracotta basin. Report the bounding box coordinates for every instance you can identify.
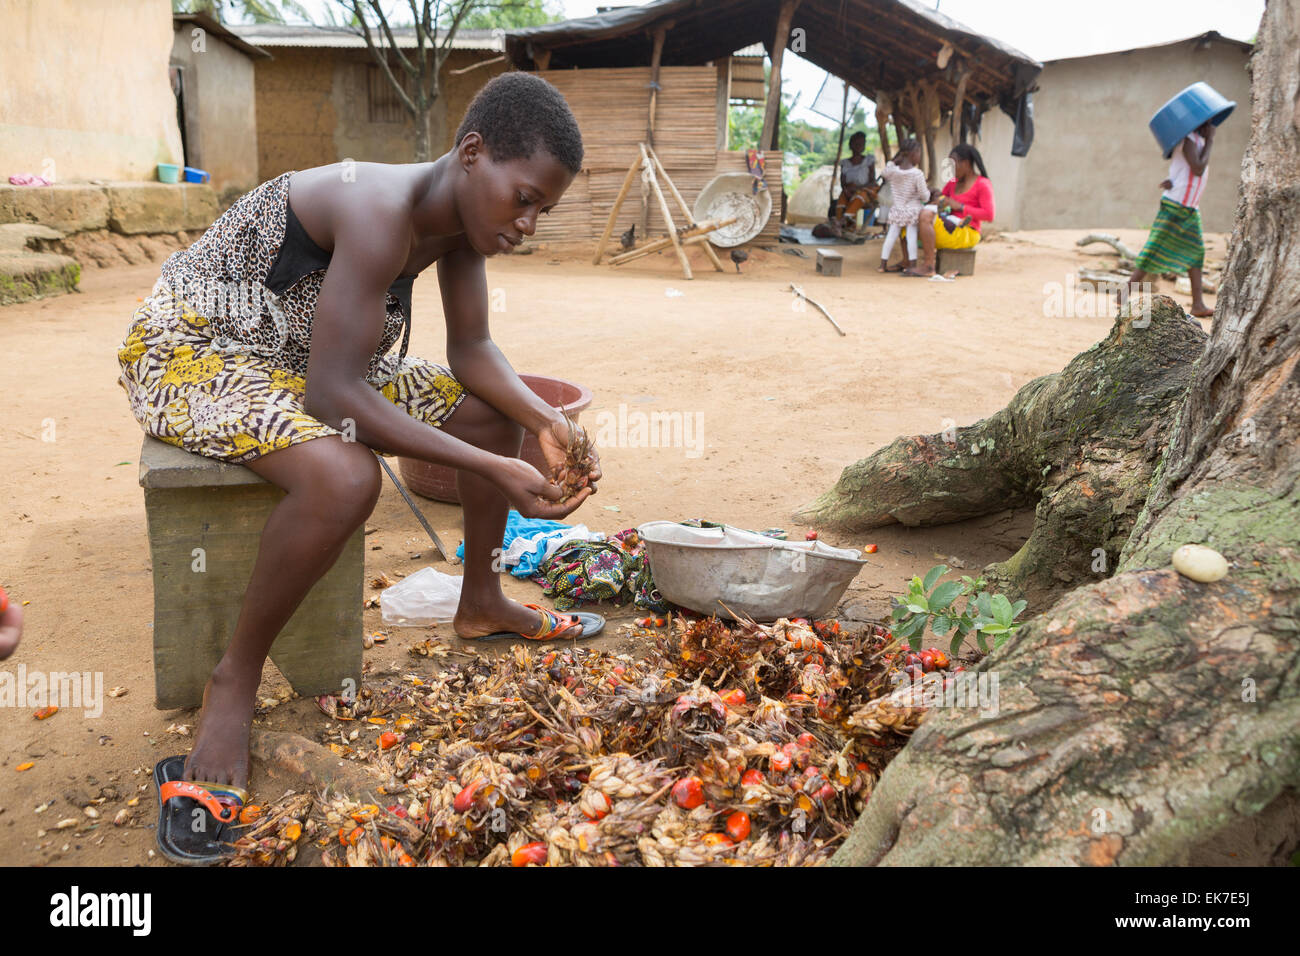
[397,374,593,504]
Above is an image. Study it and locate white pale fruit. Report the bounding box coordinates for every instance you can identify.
[1171,544,1229,583]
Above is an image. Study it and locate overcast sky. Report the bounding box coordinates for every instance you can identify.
[295,0,1264,127]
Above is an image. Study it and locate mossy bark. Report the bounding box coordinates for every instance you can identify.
[795,297,1205,605]
[831,0,1300,866]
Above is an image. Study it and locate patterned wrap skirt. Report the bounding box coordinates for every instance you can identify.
[1135,197,1205,274]
[116,282,468,464]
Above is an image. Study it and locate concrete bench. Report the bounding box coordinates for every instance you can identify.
[138,436,363,710]
[816,249,843,276]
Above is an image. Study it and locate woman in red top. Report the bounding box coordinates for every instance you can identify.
[906,143,995,277]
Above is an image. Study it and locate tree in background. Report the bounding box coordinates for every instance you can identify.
[459,0,561,28]
[338,1,557,163]
[171,0,313,22]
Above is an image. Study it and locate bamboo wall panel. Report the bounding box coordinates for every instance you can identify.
[538,67,718,171]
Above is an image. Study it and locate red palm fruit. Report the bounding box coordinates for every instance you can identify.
[771,751,792,773]
[379,731,401,750]
[919,650,936,672]
[741,769,764,787]
[720,689,746,707]
[701,833,734,847]
[725,811,752,842]
[511,842,548,867]
[931,650,950,669]
[453,780,484,813]
[796,732,816,748]
[671,776,705,809]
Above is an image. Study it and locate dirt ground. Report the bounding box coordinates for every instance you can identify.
[0,227,1224,866]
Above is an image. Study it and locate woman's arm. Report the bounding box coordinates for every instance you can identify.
[302,207,497,476]
[954,178,995,224]
[439,244,601,501]
[1183,128,1214,176]
[437,246,565,437]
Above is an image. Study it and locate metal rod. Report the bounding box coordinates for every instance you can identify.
[375,454,454,563]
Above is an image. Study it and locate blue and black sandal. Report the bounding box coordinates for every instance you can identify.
[153,755,248,866]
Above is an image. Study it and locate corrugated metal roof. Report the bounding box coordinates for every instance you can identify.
[504,0,1041,109]
[228,24,504,52]
[1043,30,1253,63]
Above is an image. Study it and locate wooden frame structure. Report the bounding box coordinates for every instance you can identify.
[593,143,733,279]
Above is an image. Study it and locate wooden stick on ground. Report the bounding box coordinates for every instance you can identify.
[646,144,727,273]
[790,283,847,336]
[1077,233,1139,261]
[640,143,692,279]
[593,154,642,265]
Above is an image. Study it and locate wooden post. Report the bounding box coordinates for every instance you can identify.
[643,26,668,237]
[951,65,970,141]
[759,0,798,155]
[829,81,849,217]
[593,154,642,265]
[647,144,727,273]
[641,143,691,279]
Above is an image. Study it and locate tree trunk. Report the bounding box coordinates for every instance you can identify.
[831,0,1300,866]
[795,297,1205,606]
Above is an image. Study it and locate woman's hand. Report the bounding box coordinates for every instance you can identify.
[490,456,592,520]
[1160,178,1174,190]
[536,416,602,495]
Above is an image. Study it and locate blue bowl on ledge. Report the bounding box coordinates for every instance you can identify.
[1149,82,1235,158]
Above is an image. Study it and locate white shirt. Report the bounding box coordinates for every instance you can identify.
[1163,131,1208,209]
[841,156,874,187]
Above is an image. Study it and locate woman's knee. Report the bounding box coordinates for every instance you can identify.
[298,441,381,525]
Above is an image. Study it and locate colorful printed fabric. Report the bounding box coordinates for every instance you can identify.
[116,283,466,464]
[1136,197,1205,274]
[534,529,669,613]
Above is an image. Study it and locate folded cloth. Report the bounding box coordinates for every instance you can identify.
[502,524,601,577]
[455,509,572,564]
[9,173,53,186]
[534,528,670,612]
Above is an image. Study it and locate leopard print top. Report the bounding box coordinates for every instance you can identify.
[157,171,411,385]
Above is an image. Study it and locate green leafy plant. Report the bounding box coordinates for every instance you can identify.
[890,565,1028,655]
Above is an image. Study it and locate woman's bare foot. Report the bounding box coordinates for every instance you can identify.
[453,594,552,640]
[184,660,261,789]
[1191,303,1215,317]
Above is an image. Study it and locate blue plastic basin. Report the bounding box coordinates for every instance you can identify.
[183,166,210,184]
[1149,82,1235,158]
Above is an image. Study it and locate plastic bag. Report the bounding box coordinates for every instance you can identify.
[380,567,463,626]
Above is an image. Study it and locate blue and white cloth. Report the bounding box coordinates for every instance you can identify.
[456,509,602,578]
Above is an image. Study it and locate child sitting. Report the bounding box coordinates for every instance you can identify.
[878,140,929,273]
[926,189,972,233]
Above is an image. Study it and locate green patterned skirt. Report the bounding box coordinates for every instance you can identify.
[1135,197,1205,274]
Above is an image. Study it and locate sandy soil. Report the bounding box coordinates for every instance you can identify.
[0,226,1223,866]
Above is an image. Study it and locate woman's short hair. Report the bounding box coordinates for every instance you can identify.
[455,72,584,174]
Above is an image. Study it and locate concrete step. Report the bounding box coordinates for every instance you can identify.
[0,223,80,305]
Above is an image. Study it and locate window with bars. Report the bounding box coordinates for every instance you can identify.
[367,64,409,123]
